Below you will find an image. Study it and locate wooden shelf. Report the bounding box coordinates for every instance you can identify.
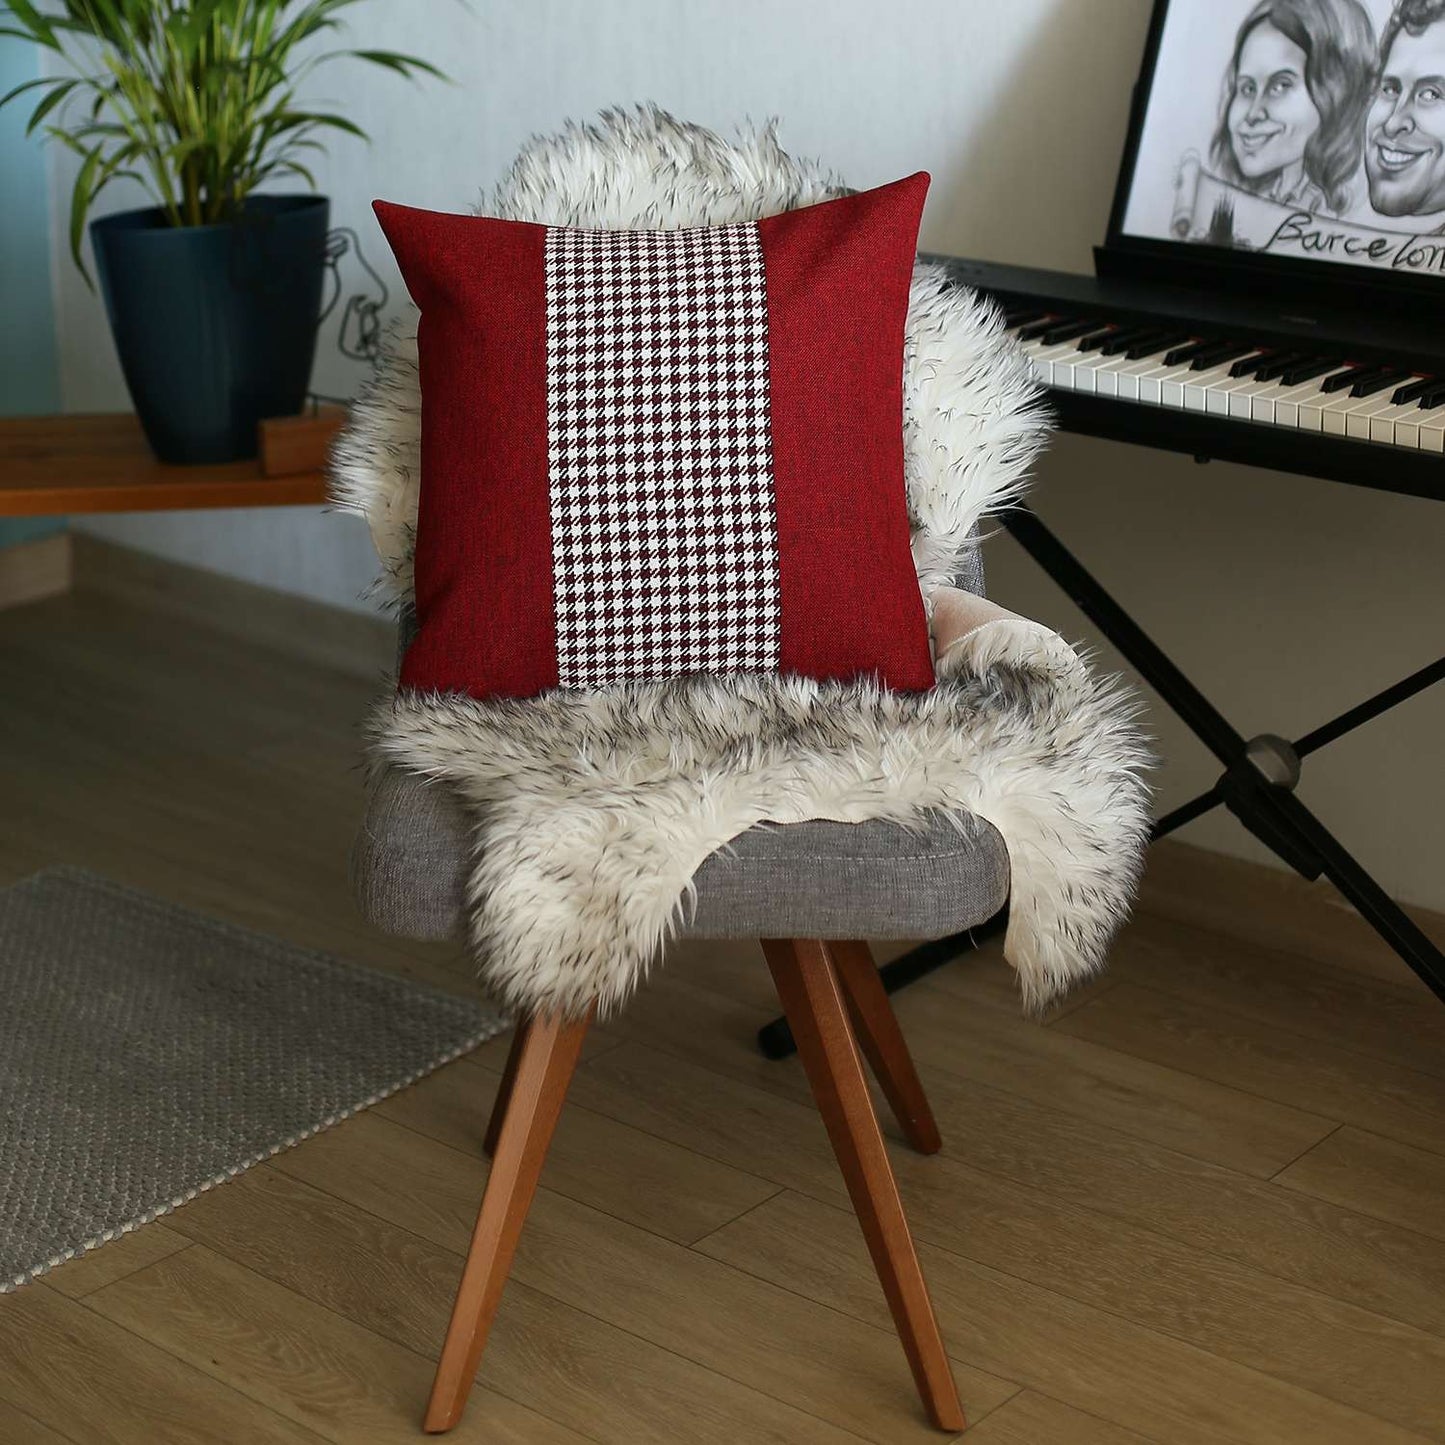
[0,412,340,516]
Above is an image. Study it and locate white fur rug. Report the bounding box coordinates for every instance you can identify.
[333,106,1152,1021]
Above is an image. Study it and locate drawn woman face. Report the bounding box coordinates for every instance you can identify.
[1228,21,1322,182]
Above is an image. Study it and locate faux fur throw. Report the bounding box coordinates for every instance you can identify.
[333,106,1152,1021]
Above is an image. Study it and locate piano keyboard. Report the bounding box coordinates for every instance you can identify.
[1006,311,1445,454]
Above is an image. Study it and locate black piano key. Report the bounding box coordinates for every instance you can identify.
[1280,357,1340,386]
[1124,332,1190,361]
[1015,317,1063,342]
[1073,326,1116,354]
[1188,341,1253,370]
[1040,318,1104,345]
[1320,365,1369,393]
[1229,351,1276,378]
[1098,328,1154,356]
[1390,376,1435,405]
[1348,367,1403,397]
[1351,373,1400,399]
[1252,352,1308,383]
[1003,307,1046,328]
[1117,331,1169,359]
[1162,339,1211,367]
[1414,379,1445,409]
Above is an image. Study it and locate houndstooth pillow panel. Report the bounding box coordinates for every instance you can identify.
[544,223,781,689]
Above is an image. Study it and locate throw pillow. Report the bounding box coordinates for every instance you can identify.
[374,171,935,699]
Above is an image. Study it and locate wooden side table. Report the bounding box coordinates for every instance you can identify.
[0,411,342,515]
[0,410,344,608]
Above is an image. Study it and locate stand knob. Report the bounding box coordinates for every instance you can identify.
[1244,733,1302,790]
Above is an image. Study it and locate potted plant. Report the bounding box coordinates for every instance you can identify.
[0,0,444,463]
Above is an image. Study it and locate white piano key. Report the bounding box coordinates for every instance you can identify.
[1138,362,1196,406]
[1085,351,1138,390]
[1276,379,1346,425]
[1019,340,1079,383]
[1420,410,1445,452]
[1207,372,1266,415]
[1064,352,1126,395]
[1160,364,1204,408]
[1059,347,1117,390]
[1297,391,1336,430]
[1183,359,1260,410]
[1111,353,1176,402]
[1249,380,1302,424]
[1083,362,1118,397]
[1050,347,1100,391]
[1036,337,1139,392]
[1346,392,1407,440]
[1319,390,1382,436]
[1276,370,1353,427]
[1045,352,1079,388]
[1069,334,1130,379]
[1228,378,1279,420]
[1367,400,1428,447]
[1393,398,1445,449]
[1115,355,1184,407]
[1026,350,1060,383]
[1081,352,1143,398]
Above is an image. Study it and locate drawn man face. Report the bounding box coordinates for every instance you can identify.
[1367,23,1445,218]
[1229,22,1322,181]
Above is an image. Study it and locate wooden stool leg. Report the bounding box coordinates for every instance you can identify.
[424,1006,593,1434]
[762,939,965,1434]
[827,941,942,1155]
[482,1021,529,1159]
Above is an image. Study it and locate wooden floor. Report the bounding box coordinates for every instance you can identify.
[3,563,1444,1445]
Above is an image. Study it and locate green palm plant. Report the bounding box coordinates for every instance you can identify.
[0,0,445,278]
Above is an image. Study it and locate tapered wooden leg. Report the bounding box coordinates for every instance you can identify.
[481,1021,529,1159]
[762,939,966,1434]
[826,940,942,1155]
[424,1006,593,1434]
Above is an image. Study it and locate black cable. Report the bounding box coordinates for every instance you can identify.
[317,225,390,366]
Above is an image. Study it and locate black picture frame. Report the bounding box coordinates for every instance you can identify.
[1097,0,1445,314]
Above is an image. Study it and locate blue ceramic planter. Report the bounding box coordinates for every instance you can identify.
[91,194,329,464]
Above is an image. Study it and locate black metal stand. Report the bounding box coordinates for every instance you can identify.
[757,500,1444,1061]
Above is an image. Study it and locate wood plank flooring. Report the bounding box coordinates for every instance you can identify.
[2,560,1443,1443]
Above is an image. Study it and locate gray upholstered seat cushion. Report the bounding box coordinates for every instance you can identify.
[352,766,1010,944]
[360,543,1002,945]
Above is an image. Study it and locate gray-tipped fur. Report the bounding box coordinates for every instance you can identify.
[334,105,1151,1020]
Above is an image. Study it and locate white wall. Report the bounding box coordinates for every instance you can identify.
[48,0,1444,909]
[55,0,1148,611]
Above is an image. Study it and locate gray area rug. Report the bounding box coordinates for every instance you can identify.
[0,867,504,1291]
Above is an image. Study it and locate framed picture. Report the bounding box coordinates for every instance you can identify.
[1105,0,1445,291]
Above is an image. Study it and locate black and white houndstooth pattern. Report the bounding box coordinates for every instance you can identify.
[544,222,781,688]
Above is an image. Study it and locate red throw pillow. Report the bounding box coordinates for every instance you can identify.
[374,172,935,700]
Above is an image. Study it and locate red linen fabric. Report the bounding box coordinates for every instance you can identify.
[757,176,934,687]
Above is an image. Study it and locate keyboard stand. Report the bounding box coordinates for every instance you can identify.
[757,499,1444,1060]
